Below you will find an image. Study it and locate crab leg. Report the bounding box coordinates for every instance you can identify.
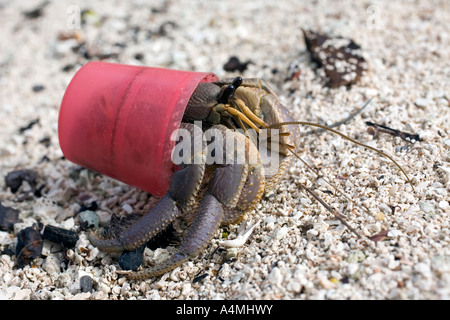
[88,123,206,252]
[88,194,181,252]
[119,126,265,279]
[118,192,224,279]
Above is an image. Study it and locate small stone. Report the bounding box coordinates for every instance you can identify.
[378,203,391,215]
[374,212,385,221]
[346,250,366,263]
[226,247,238,259]
[32,84,45,92]
[15,225,43,268]
[42,225,79,248]
[5,169,38,193]
[443,139,450,147]
[387,229,402,237]
[414,98,429,108]
[118,244,146,271]
[0,203,20,231]
[438,201,448,211]
[273,226,289,240]
[13,289,31,300]
[418,201,435,214]
[319,277,336,289]
[80,275,93,293]
[268,267,283,287]
[79,210,100,229]
[122,203,133,214]
[414,262,431,276]
[223,56,251,72]
[431,255,450,275]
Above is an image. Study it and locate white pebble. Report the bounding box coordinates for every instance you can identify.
[438,201,449,211]
[387,229,402,237]
[378,203,391,215]
[122,203,133,214]
[414,98,430,108]
[418,201,435,214]
[414,262,431,277]
[444,139,450,147]
[268,267,283,287]
[431,256,450,275]
[273,226,289,240]
[347,263,360,275]
[13,289,31,300]
[389,185,398,197]
[0,231,14,246]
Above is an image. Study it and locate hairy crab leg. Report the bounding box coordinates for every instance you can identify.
[118,126,265,279]
[117,192,224,279]
[88,194,181,252]
[88,123,206,252]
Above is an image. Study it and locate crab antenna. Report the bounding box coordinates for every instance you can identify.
[268,121,415,192]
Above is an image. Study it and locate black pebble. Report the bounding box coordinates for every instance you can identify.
[18,119,40,134]
[15,226,43,268]
[134,53,144,61]
[32,85,45,92]
[78,201,98,213]
[0,203,20,231]
[5,169,38,193]
[118,244,146,271]
[42,225,79,248]
[80,275,93,293]
[223,56,251,72]
[193,273,209,284]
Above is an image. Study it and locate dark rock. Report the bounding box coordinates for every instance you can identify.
[223,56,251,72]
[42,225,79,248]
[39,136,51,147]
[18,119,40,134]
[32,85,45,92]
[118,245,146,271]
[5,169,38,193]
[134,53,144,61]
[62,64,75,72]
[15,226,43,268]
[23,1,49,19]
[80,275,93,293]
[0,203,20,231]
[193,273,209,284]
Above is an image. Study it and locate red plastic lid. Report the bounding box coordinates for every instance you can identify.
[58,61,217,196]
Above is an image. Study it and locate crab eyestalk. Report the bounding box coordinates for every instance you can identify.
[217,76,243,104]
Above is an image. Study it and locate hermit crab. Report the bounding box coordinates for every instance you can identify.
[85,75,413,280]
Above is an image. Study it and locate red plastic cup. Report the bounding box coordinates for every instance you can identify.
[58,61,217,196]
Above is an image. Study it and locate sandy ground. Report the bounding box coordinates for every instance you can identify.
[0,0,449,300]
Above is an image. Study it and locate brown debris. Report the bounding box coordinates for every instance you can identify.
[368,229,389,243]
[303,29,367,88]
[15,225,43,268]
